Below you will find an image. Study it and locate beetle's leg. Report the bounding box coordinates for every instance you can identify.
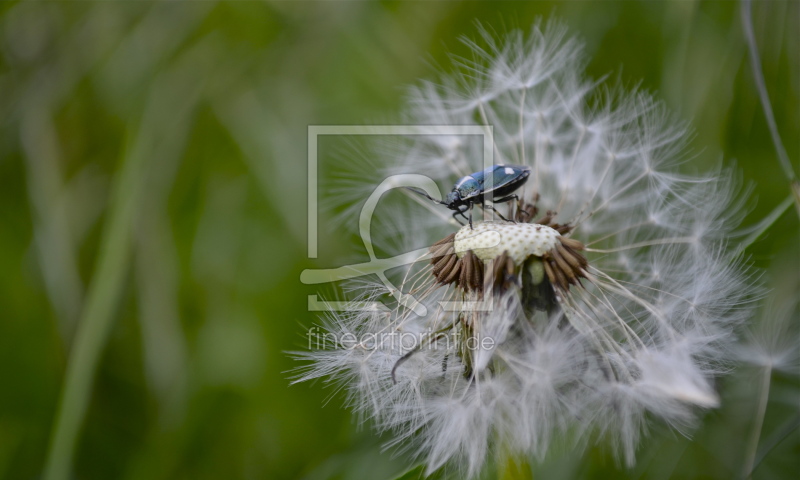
[516,196,532,221]
[482,203,513,223]
[452,210,465,226]
[490,194,526,223]
[509,194,532,221]
[467,204,474,229]
[515,193,539,222]
[454,204,471,228]
[492,194,520,206]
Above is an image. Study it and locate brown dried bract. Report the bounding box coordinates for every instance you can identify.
[542,237,588,293]
[459,250,484,292]
[429,241,518,297]
[514,195,539,222]
[489,251,517,293]
[429,234,484,293]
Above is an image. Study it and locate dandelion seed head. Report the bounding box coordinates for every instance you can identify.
[295,20,755,477]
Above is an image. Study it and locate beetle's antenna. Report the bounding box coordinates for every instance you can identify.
[405,187,447,205]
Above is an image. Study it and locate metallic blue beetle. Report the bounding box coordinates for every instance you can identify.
[408,164,531,229]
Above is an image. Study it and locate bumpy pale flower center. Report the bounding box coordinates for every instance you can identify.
[454,222,561,264]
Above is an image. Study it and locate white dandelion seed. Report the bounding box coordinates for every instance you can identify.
[294,21,755,477]
[735,295,799,375]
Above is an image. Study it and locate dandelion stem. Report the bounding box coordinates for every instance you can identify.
[742,365,772,479]
[741,0,800,216]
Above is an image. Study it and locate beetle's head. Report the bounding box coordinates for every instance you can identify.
[445,190,460,208]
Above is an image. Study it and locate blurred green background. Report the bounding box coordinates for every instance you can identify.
[0,1,797,479]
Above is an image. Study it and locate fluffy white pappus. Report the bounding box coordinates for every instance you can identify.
[294,21,756,477]
[734,293,799,375]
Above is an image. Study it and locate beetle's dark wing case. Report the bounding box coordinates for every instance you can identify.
[471,165,530,196]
